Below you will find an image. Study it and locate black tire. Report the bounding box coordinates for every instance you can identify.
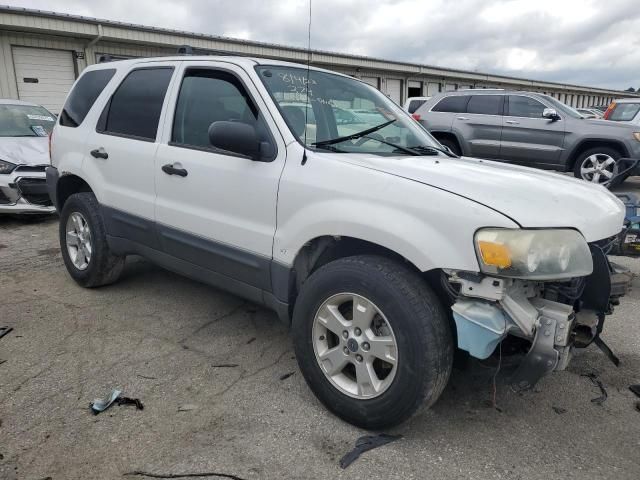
[292,255,453,429]
[59,192,124,287]
[437,137,462,156]
[572,146,622,187]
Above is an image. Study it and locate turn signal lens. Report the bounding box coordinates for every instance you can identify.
[633,132,640,142]
[477,241,512,268]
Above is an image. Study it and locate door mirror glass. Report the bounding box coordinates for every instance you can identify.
[208,121,261,160]
[543,108,560,121]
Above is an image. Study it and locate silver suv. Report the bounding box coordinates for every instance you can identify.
[415,90,640,186]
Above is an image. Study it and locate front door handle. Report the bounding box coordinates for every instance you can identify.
[90,147,108,159]
[505,120,520,125]
[456,116,469,120]
[162,163,188,177]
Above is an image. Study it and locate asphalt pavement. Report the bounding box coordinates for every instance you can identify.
[1,177,639,480]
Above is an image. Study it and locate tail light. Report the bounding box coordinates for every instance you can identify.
[411,113,421,121]
[603,102,616,120]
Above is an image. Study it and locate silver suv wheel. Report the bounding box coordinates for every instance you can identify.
[579,153,618,185]
[66,212,92,270]
[312,292,398,399]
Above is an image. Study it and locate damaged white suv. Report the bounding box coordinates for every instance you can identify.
[47,56,630,429]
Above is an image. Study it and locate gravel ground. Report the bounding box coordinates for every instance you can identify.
[1,180,640,480]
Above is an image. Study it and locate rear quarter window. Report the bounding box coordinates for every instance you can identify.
[59,69,116,127]
[431,95,470,113]
[407,99,426,113]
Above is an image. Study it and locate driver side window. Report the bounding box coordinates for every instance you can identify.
[171,69,274,157]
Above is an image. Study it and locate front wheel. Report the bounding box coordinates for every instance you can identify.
[292,255,453,429]
[573,147,621,187]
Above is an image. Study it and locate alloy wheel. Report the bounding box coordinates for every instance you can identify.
[66,212,92,270]
[580,153,618,185]
[312,293,398,399]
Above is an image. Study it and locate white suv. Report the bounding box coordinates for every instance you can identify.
[47,56,629,429]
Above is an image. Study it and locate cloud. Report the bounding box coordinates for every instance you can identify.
[9,0,640,90]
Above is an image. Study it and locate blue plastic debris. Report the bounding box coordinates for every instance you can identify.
[91,389,122,414]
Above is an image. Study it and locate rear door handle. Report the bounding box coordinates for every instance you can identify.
[505,120,520,125]
[90,147,108,159]
[456,116,469,120]
[162,163,188,177]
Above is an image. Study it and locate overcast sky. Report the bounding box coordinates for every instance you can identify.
[8,0,640,89]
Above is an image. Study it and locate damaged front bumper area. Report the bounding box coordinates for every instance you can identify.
[447,242,632,390]
[0,165,55,214]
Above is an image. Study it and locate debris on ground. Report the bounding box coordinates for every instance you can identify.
[123,470,247,479]
[137,374,157,380]
[90,389,144,414]
[593,336,620,367]
[211,364,239,368]
[177,404,198,412]
[339,434,403,469]
[636,402,640,413]
[0,327,13,341]
[246,337,256,344]
[117,396,144,410]
[629,384,640,398]
[582,373,608,406]
[552,406,567,414]
[279,372,295,381]
[0,360,6,367]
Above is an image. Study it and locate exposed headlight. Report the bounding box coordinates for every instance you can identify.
[474,228,593,280]
[0,159,17,174]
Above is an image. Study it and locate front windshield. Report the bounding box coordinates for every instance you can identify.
[541,95,583,119]
[256,66,443,156]
[0,104,55,137]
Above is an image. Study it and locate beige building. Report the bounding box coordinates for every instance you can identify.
[0,5,636,114]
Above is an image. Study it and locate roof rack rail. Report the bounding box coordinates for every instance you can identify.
[177,45,194,55]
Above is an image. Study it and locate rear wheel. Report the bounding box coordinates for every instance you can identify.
[292,255,453,429]
[59,192,124,287]
[573,147,621,187]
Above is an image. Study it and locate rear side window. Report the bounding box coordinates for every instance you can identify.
[407,99,426,113]
[99,67,173,141]
[507,96,546,118]
[609,103,640,121]
[59,69,115,127]
[432,95,469,113]
[467,95,503,115]
[171,69,275,160]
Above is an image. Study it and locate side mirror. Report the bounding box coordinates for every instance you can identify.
[542,108,560,121]
[208,121,261,160]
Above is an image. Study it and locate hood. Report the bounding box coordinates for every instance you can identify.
[336,153,624,242]
[0,136,50,166]
[580,117,639,131]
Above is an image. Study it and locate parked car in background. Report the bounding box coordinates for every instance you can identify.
[48,56,630,429]
[403,96,430,114]
[0,99,56,214]
[603,98,640,125]
[577,108,603,119]
[414,90,640,186]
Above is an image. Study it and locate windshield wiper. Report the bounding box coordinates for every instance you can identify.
[312,119,397,147]
[361,136,420,156]
[410,145,459,158]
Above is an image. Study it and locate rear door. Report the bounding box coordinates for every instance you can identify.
[452,94,504,159]
[82,63,176,245]
[153,61,286,292]
[500,95,565,167]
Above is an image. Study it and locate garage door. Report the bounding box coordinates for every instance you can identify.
[385,79,402,104]
[12,46,76,114]
[361,76,379,89]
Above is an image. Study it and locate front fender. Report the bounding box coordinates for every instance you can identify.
[274,148,517,272]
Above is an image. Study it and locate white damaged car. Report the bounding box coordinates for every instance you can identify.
[0,99,56,214]
[48,57,632,429]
